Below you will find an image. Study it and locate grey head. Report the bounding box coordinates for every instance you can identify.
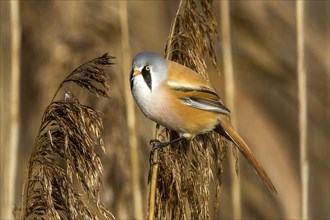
[131,52,167,91]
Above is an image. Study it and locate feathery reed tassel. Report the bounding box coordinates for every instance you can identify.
[19,54,115,219]
[148,0,227,218]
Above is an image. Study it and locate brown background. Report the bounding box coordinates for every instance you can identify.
[1,1,329,219]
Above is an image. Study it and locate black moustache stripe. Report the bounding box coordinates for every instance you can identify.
[129,69,134,89]
[142,67,152,90]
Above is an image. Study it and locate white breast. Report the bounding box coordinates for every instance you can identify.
[131,75,157,118]
[131,75,177,127]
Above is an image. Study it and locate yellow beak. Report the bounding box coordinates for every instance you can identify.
[133,70,141,76]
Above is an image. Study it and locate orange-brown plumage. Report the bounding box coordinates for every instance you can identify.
[130,51,277,194]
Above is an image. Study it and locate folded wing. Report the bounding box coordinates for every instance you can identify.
[167,61,229,115]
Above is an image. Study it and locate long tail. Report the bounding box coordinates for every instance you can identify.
[215,117,277,194]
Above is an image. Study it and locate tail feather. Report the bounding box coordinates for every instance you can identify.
[216,118,277,194]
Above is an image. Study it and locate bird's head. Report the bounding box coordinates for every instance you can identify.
[130,52,167,91]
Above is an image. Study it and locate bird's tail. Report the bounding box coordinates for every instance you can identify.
[215,117,277,194]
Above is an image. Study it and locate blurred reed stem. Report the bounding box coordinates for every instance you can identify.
[148,125,161,220]
[296,1,309,219]
[119,1,143,219]
[0,1,20,219]
[148,152,158,220]
[221,1,241,219]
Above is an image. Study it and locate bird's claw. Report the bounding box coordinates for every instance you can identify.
[149,139,170,165]
[149,139,161,145]
[150,139,171,149]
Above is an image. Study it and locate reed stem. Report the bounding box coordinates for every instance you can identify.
[119,1,143,219]
[296,1,309,219]
[221,1,241,219]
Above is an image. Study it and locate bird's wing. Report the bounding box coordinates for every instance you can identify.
[166,61,230,114]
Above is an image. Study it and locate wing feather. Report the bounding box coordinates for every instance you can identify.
[167,61,230,114]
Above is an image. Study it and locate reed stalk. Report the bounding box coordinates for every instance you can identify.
[220,1,241,219]
[119,1,143,219]
[296,1,309,219]
[0,1,20,218]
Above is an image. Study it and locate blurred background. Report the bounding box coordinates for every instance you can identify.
[1,1,329,219]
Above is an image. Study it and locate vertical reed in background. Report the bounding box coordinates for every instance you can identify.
[119,1,143,219]
[0,1,20,219]
[296,1,309,219]
[220,1,241,219]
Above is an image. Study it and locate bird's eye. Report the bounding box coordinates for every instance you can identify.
[145,65,151,72]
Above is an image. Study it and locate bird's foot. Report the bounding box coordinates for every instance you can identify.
[149,139,170,165]
[149,139,171,149]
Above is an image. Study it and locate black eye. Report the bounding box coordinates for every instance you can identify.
[145,65,151,72]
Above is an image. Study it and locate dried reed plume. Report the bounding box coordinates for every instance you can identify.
[148,0,229,219]
[18,54,115,219]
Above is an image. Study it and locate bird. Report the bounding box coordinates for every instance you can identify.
[130,51,277,194]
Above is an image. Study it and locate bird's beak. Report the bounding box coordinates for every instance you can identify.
[133,70,141,76]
